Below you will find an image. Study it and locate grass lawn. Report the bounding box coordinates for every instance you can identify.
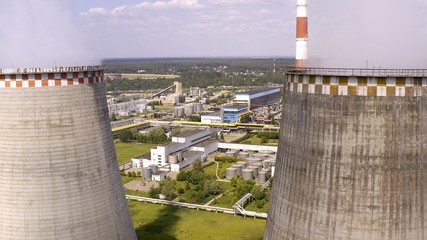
[245,200,270,213]
[115,142,156,164]
[129,201,266,240]
[122,175,139,184]
[203,162,217,176]
[240,136,278,146]
[126,189,149,197]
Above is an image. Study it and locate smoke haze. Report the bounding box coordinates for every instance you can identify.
[0,0,98,69]
[309,0,427,68]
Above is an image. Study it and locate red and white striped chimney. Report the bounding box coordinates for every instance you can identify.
[296,0,308,68]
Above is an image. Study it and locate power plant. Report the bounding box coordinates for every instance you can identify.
[0,66,137,240]
[265,0,427,239]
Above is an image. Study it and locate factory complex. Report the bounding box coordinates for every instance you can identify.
[130,127,277,182]
[201,87,281,124]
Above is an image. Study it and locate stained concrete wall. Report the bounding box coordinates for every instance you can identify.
[265,76,427,239]
[0,84,137,239]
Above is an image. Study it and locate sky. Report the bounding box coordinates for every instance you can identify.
[0,0,426,68]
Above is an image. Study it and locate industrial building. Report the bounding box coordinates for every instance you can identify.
[0,66,136,240]
[132,128,217,175]
[234,87,281,110]
[201,111,222,123]
[265,67,427,240]
[108,99,149,116]
[223,104,249,123]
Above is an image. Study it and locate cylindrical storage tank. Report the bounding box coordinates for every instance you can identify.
[263,159,276,169]
[177,107,185,117]
[246,157,262,166]
[252,153,267,159]
[184,104,195,115]
[142,167,152,179]
[248,166,258,178]
[0,67,137,240]
[265,67,427,240]
[231,164,243,176]
[253,162,263,174]
[195,103,203,113]
[169,154,178,164]
[150,164,159,173]
[242,169,254,180]
[225,167,238,180]
[236,161,247,168]
[259,150,276,155]
[225,150,237,157]
[238,151,250,158]
[258,171,268,183]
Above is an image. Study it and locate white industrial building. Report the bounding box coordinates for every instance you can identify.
[108,99,148,117]
[201,111,223,123]
[132,128,218,174]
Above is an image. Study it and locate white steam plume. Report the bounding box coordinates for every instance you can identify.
[309,0,427,68]
[0,0,98,69]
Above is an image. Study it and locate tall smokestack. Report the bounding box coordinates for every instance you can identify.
[296,0,308,67]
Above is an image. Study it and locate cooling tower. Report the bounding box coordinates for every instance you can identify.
[0,66,137,240]
[265,67,427,240]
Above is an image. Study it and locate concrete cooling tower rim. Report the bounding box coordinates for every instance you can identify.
[0,66,105,88]
[286,66,427,97]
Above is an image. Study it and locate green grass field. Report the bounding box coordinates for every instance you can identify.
[202,162,217,176]
[240,136,278,146]
[115,142,156,164]
[129,201,266,240]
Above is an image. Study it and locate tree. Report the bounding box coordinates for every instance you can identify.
[251,185,266,200]
[203,180,221,195]
[119,129,133,143]
[111,113,117,121]
[148,187,161,198]
[261,136,268,144]
[160,179,177,200]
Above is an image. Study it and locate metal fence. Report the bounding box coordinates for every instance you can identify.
[286,66,427,77]
[0,66,105,74]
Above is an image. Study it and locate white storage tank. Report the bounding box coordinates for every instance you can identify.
[226,167,238,180]
[242,169,254,180]
[259,171,268,183]
[231,164,243,176]
[184,104,195,115]
[169,154,178,164]
[225,150,238,158]
[195,103,203,113]
[246,157,262,166]
[238,151,250,158]
[248,166,259,178]
[236,161,247,167]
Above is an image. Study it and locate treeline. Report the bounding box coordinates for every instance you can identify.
[119,128,169,144]
[106,72,285,92]
[149,161,222,203]
[103,58,294,74]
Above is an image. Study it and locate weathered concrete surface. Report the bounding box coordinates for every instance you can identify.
[0,84,137,239]
[265,90,427,239]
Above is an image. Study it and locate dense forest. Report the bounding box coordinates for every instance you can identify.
[104,58,293,91]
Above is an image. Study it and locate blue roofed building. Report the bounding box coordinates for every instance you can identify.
[234,87,281,110]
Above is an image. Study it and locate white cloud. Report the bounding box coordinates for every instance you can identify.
[136,0,203,10]
[81,5,128,16]
[256,9,270,15]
